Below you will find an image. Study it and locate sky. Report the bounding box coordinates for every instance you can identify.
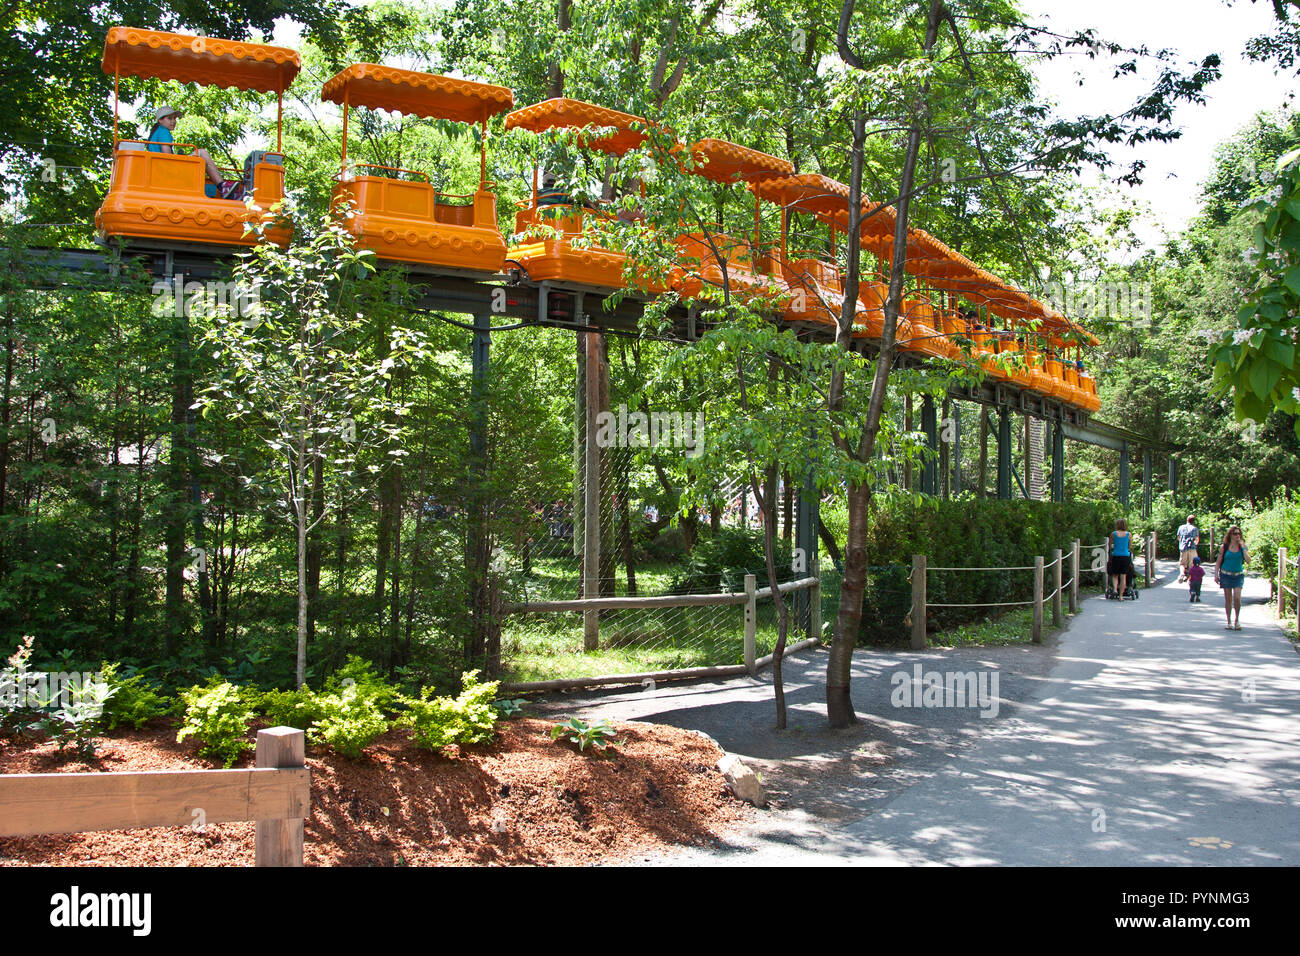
[1020,0,1297,250]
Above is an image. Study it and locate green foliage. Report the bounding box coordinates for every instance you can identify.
[492,698,528,718]
[309,685,389,759]
[1209,139,1300,436]
[1240,498,1300,587]
[258,686,326,731]
[671,527,792,594]
[0,636,38,738]
[550,717,621,756]
[858,496,1114,643]
[176,680,256,768]
[398,670,499,751]
[99,662,172,731]
[31,677,116,759]
[324,656,401,714]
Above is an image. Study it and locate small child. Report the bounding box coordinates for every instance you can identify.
[1188,556,1205,603]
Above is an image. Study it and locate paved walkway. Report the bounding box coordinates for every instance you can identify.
[534,561,1300,865]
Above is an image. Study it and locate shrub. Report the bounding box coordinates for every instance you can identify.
[309,686,389,759]
[33,676,116,759]
[550,717,620,756]
[176,680,256,767]
[0,636,38,738]
[325,655,400,714]
[399,670,499,751]
[670,526,792,594]
[259,686,326,731]
[99,662,172,730]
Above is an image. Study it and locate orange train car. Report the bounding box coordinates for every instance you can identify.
[504,98,665,291]
[95,27,299,248]
[320,65,514,272]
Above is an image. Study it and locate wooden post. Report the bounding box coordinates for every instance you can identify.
[1294,551,1299,630]
[1278,547,1287,619]
[1052,548,1063,627]
[1210,526,1215,558]
[255,727,306,868]
[910,554,926,649]
[1032,555,1044,644]
[1144,532,1153,588]
[1069,539,1080,613]
[743,573,757,675]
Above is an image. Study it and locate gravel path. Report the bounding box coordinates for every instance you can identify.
[532,561,1300,865]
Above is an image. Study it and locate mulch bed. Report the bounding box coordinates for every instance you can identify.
[0,717,751,866]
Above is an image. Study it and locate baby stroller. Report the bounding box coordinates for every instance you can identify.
[1104,548,1139,600]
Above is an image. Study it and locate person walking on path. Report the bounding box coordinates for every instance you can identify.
[1109,518,1135,599]
[1187,556,1205,603]
[1177,515,1200,582]
[1214,525,1250,629]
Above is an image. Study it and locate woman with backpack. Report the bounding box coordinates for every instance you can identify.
[1214,525,1250,630]
[1109,518,1136,600]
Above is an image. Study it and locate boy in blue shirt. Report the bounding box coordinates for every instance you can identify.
[145,105,226,198]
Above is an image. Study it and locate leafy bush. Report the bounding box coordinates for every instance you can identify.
[853,496,1114,643]
[259,686,326,731]
[551,717,621,756]
[493,697,528,718]
[399,670,500,751]
[325,655,400,714]
[309,686,389,759]
[176,680,256,767]
[0,636,38,738]
[670,526,791,594]
[99,662,172,730]
[32,676,116,758]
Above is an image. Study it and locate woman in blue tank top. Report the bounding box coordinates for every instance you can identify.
[1215,525,1249,629]
[1108,518,1135,599]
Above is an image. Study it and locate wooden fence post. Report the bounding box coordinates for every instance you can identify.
[1294,552,1299,631]
[743,573,757,675]
[255,727,306,867]
[1032,555,1044,644]
[911,554,927,650]
[1278,547,1287,619]
[1052,548,1063,627]
[1069,539,1080,613]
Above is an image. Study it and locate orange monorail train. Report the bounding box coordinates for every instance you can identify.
[92,26,1101,415]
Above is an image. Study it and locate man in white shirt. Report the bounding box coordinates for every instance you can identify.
[1177,516,1200,582]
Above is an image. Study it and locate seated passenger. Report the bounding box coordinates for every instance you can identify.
[146,105,235,199]
[536,173,571,207]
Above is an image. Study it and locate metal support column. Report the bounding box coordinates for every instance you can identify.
[466,311,491,662]
[794,462,819,641]
[1119,441,1130,510]
[952,404,963,496]
[1142,447,1152,518]
[1051,421,1065,502]
[997,408,1012,500]
[921,395,938,496]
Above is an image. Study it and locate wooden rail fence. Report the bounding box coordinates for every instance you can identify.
[501,573,822,693]
[0,727,310,866]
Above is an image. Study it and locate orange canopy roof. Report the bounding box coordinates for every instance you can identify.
[751,173,853,212]
[320,64,513,123]
[505,98,654,155]
[689,139,793,183]
[101,27,299,93]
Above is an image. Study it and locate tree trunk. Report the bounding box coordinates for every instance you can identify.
[828,0,946,728]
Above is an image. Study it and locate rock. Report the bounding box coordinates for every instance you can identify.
[717,753,766,807]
